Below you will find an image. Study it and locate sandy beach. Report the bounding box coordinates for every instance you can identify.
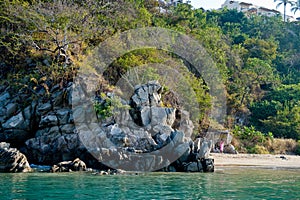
[210,153,300,168]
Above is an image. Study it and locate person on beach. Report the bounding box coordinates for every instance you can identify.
[220,140,225,153]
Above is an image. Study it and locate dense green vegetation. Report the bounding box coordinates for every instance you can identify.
[1,0,300,154]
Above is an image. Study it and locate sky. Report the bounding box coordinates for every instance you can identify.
[190,0,300,19]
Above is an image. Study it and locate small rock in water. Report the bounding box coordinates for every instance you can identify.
[51,158,86,172]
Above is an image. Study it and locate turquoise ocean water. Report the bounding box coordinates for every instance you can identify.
[1,167,299,200]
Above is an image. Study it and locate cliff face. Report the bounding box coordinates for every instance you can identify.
[0,81,214,172]
[0,82,85,165]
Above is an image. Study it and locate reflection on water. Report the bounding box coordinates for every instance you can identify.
[3,173,28,199]
[0,167,300,199]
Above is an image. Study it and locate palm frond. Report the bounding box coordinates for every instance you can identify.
[276,2,283,9]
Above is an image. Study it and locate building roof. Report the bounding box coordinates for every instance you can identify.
[259,7,280,13]
[239,2,253,6]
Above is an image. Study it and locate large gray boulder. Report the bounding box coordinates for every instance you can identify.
[196,138,213,160]
[129,81,164,126]
[130,81,162,107]
[150,107,176,127]
[1,111,31,143]
[2,112,25,129]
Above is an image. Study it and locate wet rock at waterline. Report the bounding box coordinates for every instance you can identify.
[51,158,87,172]
[0,142,31,172]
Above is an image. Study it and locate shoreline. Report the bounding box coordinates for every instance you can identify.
[210,153,300,169]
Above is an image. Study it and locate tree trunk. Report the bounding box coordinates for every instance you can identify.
[284,3,286,22]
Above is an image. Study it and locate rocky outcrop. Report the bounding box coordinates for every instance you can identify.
[0,96,34,145]
[77,81,214,172]
[0,142,31,172]
[22,83,88,165]
[0,80,214,172]
[51,158,87,172]
[0,82,87,166]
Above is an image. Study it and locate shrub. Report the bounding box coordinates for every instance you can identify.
[94,93,129,120]
[249,145,269,154]
[232,125,274,154]
[233,125,273,143]
[270,138,297,154]
[232,125,298,154]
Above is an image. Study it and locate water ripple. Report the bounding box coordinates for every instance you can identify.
[0,168,299,199]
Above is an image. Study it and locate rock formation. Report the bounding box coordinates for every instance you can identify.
[0,80,215,172]
[51,158,87,172]
[76,81,214,172]
[0,142,31,172]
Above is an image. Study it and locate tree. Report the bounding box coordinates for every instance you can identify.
[237,58,276,106]
[274,0,295,22]
[291,0,300,14]
[250,84,300,137]
[262,102,300,140]
[243,38,278,61]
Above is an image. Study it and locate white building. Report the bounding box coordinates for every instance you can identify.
[221,0,281,18]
